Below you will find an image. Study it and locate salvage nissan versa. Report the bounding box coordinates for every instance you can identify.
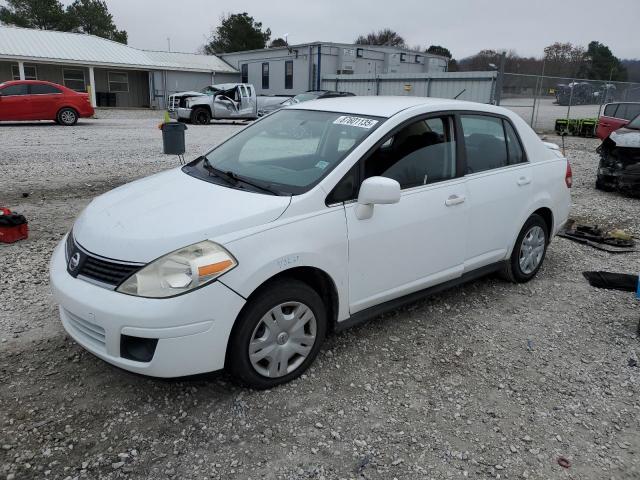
[50,97,572,389]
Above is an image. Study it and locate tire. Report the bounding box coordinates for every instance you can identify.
[227,279,327,389]
[501,214,549,283]
[595,176,615,192]
[190,107,211,125]
[57,108,78,126]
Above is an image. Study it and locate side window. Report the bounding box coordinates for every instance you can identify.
[623,104,640,121]
[0,84,29,96]
[364,116,457,189]
[326,164,359,204]
[504,120,525,165]
[460,115,508,174]
[31,84,62,95]
[603,103,618,118]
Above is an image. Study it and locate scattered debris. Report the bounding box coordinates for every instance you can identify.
[582,271,638,292]
[0,208,28,243]
[559,220,635,253]
[557,456,571,469]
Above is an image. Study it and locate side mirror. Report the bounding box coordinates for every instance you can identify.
[356,176,401,220]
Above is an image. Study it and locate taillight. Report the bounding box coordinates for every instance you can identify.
[565,160,572,188]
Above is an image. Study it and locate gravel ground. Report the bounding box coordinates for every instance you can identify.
[1,110,639,480]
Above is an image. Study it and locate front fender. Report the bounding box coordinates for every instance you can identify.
[218,207,350,322]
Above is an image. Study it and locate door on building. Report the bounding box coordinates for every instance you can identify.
[0,83,31,121]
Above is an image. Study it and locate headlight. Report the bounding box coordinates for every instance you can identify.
[117,240,237,298]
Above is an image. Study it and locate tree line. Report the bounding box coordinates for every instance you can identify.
[0,0,127,44]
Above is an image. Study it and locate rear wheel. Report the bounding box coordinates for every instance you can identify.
[57,108,78,126]
[501,214,548,283]
[191,107,211,125]
[227,279,327,389]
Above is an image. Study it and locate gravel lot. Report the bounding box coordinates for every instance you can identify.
[1,110,639,480]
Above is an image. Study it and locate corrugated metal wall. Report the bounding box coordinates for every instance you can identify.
[321,71,497,103]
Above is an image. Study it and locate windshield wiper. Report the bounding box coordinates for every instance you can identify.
[201,158,280,195]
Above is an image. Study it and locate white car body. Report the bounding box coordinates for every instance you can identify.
[50,96,571,379]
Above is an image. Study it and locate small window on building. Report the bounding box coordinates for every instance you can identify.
[415,55,422,64]
[356,48,363,58]
[108,72,129,93]
[63,69,86,91]
[400,53,406,62]
[241,64,248,84]
[262,63,269,89]
[11,64,38,80]
[285,60,293,89]
[31,84,62,95]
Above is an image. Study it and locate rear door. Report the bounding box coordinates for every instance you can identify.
[460,114,531,271]
[0,84,31,121]
[29,83,63,119]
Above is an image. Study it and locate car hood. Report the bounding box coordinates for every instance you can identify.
[172,91,205,98]
[72,168,291,263]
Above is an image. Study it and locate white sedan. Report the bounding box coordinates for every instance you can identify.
[50,96,571,389]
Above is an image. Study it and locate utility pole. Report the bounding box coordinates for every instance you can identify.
[167,37,171,52]
[494,51,507,105]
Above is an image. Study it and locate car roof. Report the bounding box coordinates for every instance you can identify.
[288,96,508,118]
[0,79,67,88]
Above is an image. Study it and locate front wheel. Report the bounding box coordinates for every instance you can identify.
[227,279,327,389]
[190,107,211,125]
[501,214,549,283]
[57,108,78,126]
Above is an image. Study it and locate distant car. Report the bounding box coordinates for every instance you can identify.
[51,96,571,388]
[258,90,356,116]
[596,113,640,194]
[168,83,258,124]
[0,80,94,125]
[596,102,640,140]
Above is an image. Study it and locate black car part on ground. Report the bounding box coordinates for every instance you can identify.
[558,220,636,253]
[596,127,640,195]
[583,271,638,292]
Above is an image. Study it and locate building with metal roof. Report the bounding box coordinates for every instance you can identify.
[0,26,239,108]
[221,42,449,96]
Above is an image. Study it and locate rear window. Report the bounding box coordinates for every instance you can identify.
[603,104,618,117]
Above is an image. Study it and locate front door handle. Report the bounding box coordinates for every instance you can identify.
[445,194,465,206]
[517,176,531,186]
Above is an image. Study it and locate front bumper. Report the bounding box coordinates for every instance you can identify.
[168,107,192,120]
[49,237,246,377]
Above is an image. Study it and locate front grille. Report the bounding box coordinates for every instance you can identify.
[64,309,106,348]
[79,255,140,286]
[66,233,143,288]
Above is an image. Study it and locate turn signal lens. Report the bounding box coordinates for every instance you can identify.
[117,240,237,298]
[565,160,573,188]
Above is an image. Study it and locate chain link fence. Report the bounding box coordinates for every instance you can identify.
[499,72,640,133]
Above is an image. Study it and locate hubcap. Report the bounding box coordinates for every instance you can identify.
[61,111,75,124]
[248,301,317,378]
[519,225,546,275]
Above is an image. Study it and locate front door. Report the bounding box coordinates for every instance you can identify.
[459,114,532,271]
[237,85,256,118]
[344,115,468,314]
[0,83,31,121]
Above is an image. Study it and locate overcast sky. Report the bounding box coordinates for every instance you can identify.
[64,0,639,59]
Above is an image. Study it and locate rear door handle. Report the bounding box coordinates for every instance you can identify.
[445,194,465,206]
[517,176,531,186]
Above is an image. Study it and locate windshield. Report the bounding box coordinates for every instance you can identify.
[200,86,220,95]
[292,93,321,104]
[184,109,383,195]
[627,114,640,130]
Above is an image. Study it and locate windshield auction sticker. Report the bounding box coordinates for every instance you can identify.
[333,116,379,129]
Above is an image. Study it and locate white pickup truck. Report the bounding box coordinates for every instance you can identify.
[168,83,258,124]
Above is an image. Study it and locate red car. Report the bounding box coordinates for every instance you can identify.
[0,80,94,125]
[596,102,640,140]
